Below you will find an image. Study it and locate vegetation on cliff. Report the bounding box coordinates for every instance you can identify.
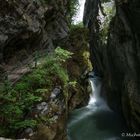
[0,24,91,139]
[84,0,140,133]
[0,0,92,139]
[0,47,72,136]
[67,0,79,23]
[99,1,116,45]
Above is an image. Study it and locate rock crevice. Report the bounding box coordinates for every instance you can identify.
[0,0,69,64]
[84,0,140,132]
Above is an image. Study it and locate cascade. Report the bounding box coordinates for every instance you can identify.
[67,73,133,140]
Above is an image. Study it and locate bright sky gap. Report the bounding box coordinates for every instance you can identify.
[73,0,86,24]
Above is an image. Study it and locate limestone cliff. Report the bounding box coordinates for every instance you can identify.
[0,0,68,64]
[84,0,140,132]
[0,0,69,139]
[0,1,91,139]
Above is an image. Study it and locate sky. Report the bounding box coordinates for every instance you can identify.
[73,0,86,24]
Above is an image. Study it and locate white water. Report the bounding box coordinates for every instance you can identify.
[67,73,132,140]
[88,77,103,105]
[87,76,110,111]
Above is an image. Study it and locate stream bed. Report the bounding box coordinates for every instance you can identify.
[67,74,135,140]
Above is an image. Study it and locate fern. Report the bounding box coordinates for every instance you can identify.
[0,47,73,137]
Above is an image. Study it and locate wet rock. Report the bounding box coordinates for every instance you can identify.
[50,86,62,99]
[22,85,65,139]
[20,127,34,139]
[32,114,67,140]
[49,101,64,116]
[24,128,34,137]
[36,102,48,115]
[32,125,56,140]
[84,0,140,132]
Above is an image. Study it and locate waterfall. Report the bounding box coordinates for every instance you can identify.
[88,76,102,105]
[87,72,109,111]
[67,72,130,140]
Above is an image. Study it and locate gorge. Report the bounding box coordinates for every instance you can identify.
[67,73,133,140]
[0,0,140,140]
[69,0,140,139]
[83,0,140,133]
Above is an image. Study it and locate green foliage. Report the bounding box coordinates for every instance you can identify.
[69,24,89,43]
[40,0,79,24]
[55,47,73,62]
[12,120,37,129]
[41,0,79,24]
[70,22,84,30]
[67,0,79,23]
[99,1,116,44]
[68,81,77,88]
[35,88,48,94]
[0,47,73,137]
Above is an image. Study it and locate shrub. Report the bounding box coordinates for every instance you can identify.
[99,1,116,44]
[0,47,73,137]
[67,0,79,23]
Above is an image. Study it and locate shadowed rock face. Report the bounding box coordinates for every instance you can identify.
[84,0,140,132]
[0,0,69,64]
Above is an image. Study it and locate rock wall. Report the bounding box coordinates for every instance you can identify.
[84,0,140,132]
[0,0,69,64]
[0,0,70,139]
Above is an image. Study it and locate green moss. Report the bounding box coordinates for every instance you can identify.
[68,25,92,76]
[0,47,73,137]
[56,25,92,110]
[99,1,116,44]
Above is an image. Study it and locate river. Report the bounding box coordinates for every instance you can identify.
[67,73,135,140]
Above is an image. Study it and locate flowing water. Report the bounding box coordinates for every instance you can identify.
[67,73,134,140]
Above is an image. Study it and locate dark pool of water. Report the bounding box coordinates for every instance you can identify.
[67,77,136,140]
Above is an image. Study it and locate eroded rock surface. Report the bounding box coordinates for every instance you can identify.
[0,0,68,65]
[84,0,140,132]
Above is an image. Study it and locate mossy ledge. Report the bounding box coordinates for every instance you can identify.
[0,24,91,139]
